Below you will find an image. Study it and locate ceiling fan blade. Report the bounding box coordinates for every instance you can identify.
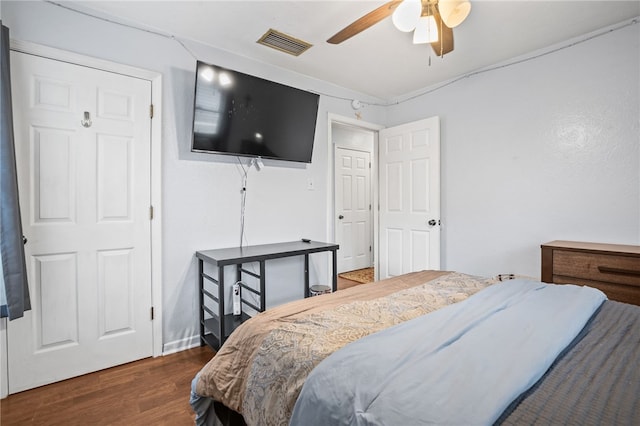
[430,7,454,56]
[327,1,403,44]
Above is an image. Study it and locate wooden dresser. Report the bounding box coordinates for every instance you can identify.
[541,241,640,306]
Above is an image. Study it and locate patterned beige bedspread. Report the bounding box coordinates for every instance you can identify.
[195,270,496,426]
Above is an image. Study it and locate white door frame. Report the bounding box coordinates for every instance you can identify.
[327,114,383,280]
[2,40,163,392]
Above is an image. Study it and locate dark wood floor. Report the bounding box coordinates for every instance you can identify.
[0,346,215,425]
[1,279,364,425]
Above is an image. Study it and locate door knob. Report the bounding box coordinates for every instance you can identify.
[428,219,440,226]
[338,215,344,220]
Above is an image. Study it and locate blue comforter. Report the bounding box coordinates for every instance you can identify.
[290,280,605,426]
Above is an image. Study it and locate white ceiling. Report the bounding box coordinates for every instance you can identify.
[66,0,640,100]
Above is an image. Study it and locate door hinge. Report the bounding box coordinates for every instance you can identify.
[149,205,154,220]
[369,245,372,252]
[151,306,155,320]
[150,104,154,119]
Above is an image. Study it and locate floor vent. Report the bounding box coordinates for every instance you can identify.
[257,29,312,56]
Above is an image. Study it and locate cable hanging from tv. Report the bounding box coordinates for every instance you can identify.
[238,156,263,248]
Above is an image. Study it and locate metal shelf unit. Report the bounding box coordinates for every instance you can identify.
[196,240,339,350]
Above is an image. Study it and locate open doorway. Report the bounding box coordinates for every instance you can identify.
[329,114,442,289]
[331,119,380,287]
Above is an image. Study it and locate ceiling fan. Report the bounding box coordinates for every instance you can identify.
[327,0,471,57]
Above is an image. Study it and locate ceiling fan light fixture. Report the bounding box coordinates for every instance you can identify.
[438,0,471,28]
[413,15,439,44]
[392,0,422,32]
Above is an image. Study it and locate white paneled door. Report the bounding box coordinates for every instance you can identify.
[379,117,441,279]
[8,52,153,393]
[335,147,372,273]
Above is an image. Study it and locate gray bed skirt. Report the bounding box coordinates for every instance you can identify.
[499,300,640,425]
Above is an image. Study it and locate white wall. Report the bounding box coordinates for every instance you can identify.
[1,0,386,352]
[386,22,640,278]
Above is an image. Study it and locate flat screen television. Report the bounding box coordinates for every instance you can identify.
[191,60,320,163]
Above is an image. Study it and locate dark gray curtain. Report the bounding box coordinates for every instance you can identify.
[0,21,31,320]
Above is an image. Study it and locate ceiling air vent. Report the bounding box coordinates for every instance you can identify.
[257,29,312,57]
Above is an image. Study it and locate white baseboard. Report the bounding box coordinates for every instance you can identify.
[1,318,7,399]
[162,335,201,355]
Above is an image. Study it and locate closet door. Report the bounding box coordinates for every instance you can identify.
[335,147,372,273]
[8,52,153,393]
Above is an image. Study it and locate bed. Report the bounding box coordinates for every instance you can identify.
[190,270,640,425]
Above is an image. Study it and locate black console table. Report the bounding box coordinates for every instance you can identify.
[196,240,339,349]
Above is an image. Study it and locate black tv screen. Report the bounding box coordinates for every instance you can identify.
[191,61,320,163]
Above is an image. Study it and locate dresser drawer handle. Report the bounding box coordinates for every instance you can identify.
[598,266,640,277]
